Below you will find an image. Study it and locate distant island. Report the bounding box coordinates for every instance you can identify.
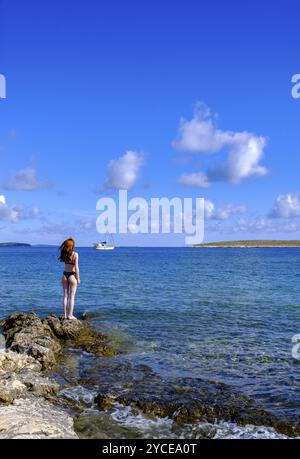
[0,242,31,247]
[193,240,300,248]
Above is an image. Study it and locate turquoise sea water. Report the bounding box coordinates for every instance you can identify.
[0,246,299,438]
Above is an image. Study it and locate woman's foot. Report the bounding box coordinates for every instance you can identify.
[67,315,78,320]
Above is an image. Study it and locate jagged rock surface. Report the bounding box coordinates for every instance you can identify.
[0,312,115,439]
[0,312,114,371]
[0,397,77,439]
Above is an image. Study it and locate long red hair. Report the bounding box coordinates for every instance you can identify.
[59,238,75,263]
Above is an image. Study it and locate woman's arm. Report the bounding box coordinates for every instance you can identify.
[75,252,80,284]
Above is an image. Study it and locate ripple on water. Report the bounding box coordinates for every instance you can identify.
[1,247,300,437]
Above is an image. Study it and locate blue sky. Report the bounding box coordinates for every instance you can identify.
[0,0,300,246]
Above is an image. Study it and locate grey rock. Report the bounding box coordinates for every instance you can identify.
[44,314,115,356]
[0,350,59,402]
[27,342,57,370]
[1,312,115,371]
[0,349,41,375]
[0,375,27,403]
[0,397,78,439]
[0,312,116,439]
[19,371,60,398]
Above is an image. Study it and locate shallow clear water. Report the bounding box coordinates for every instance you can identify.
[0,246,299,437]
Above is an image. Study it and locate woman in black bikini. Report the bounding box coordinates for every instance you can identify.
[59,238,80,320]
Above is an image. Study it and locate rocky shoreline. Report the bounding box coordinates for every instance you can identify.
[0,312,115,439]
[1,312,299,439]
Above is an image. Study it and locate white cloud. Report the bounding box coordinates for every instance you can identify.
[178,172,211,188]
[17,206,40,220]
[2,166,52,190]
[103,151,145,191]
[236,217,277,232]
[206,215,300,235]
[30,207,40,218]
[80,219,94,230]
[204,199,246,220]
[173,102,268,187]
[180,200,246,232]
[205,217,299,235]
[236,217,300,233]
[205,193,300,235]
[173,102,230,154]
[0,195,39,223]
[270,193,300,218]
[204,199,215,218]
[19,215,95,239]
[0,196,19,222]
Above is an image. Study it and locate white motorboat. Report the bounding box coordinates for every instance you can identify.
[94,242,115,250]
[93,233,115,250]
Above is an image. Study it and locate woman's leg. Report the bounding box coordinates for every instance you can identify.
[68,276,78,319]
[62,275,68,319]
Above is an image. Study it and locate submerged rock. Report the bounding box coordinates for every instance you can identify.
[94,374,300,438]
